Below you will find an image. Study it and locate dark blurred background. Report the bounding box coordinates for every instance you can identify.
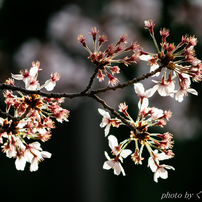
[0,0,202,201]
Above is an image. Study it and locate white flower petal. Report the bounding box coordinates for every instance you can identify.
[145,87,156,98]
[150,64,160,77]
[104,124,110,136]
[134,83,145,96]
[175,90,184,102]
[11,73,23,80]
[108,135,118,150]
[114,162,122,175]
[30,157,39,172]
[41,151,52,159]
[98,109,109,117]
[15,156,26,171]
[140,98,149,110]
[104,151,110,160]
[44,79,56,91]
[148,157,158,172]
[106,160,115,169]
[29,66,38,77]
[139,54,152,61]
[187,88,198,95]
[158,168,168,179]
[103,161,111,170]
[121,149,132,158]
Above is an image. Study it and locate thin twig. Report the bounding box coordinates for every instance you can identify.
[81,66,99,94]
[91,64,164,94]
[90,93,137,132]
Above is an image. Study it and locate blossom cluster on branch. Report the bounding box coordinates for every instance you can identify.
[0,20,201,182]
[0,62,69,171]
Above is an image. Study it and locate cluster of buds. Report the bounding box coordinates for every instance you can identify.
[78,27,140,86]
[0,62,69,171]
[140,19,202,102]
[99,83,175,182]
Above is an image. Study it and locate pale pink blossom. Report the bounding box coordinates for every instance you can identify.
[150,107,164,120]
[152,77,175,97]
[29,151,51,172]
[103,151,126,176]
[148,150,171,172]
[144,19,155,34]
[139,54,153,61]
[139,55,160,76]
[44,72,60,91]
[106,72,119,86]
[25,142,52,172]
[134,83,156,110]
[15,150,27,171]
[108,135,132,162]
[98,108,112,136]
[150,64,160,77]
[25,77,40,90]
[11,65,39,87]
[154,164,175,183]
[175,87,198,102]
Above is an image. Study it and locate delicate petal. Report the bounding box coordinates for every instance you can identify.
[114,162,122,175]
[139,54,153,61]
[104,124,110,136]
[150,64,160,76]
[158,85,169,96]
[29,66,38,77]
[148,157,158,172]
[11,74,23,80]
[30,142,42,150]
[144,87,156,98]
[104,151,110,160]
[30,157,39,172]
[41,151,52,158]
[121,149,132,158]
[15,156,26,171]
[98,109,110,119]
[106,160,115,169]
[103,161,112,170]
[134,83,145,96]
[108,135,118,150]
[98,108,107,116]
[138,98,149,110]
[154,164,175,182]
[44,79,56,91]
[26,82,40,90]
[187,88,198,95]
[175,90,184,102]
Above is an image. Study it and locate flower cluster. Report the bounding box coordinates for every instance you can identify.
[99,83,175,182]
[78,27,140,86]
[0,62,69,171]
[140,19,201,102]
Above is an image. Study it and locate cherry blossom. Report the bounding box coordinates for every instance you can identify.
[98,109,121,136]
[139,20,201,102]
[78,27,140,86]
[98,109,112,136]
[108,135,132,161]
[134,83,156,110]
[153,164,175,183]
[11,61,40,88]
[148,149,171,172]
[43,72,60,91]
[103,151,126,176]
